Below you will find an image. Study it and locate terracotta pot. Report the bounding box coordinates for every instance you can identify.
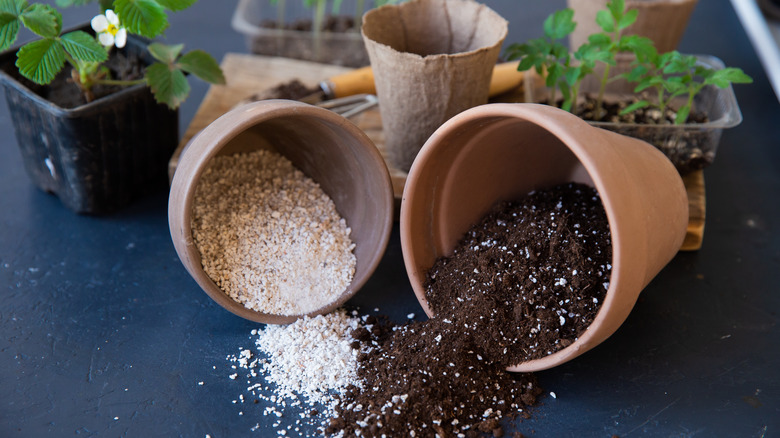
[567,0,699,53]
[361,0,508,172]
[400,103,688,372]
[169,100,394,324]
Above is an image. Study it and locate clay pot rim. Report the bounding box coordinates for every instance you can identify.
[401,103,651,372]
[169,99,394,324]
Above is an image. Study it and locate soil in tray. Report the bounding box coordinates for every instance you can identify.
[425,182,613,365]
[2,49,145,109]
[260,15,357,32]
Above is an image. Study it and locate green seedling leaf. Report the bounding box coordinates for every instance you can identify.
[15,38,65,84]
[620,100,649,115]
[587,33,611,47]
[60,30,107,62]
[595,10,614,33]
[20,3,61,38]
[114,0,168,38]
[177,49,225,84]
[155,0,196,11]
[675,105,691,125]
[564,65,581,86]
[148,41,183,63]
[619,35,655,60]
[145,61,189,109]
[607,0,625,20]
[617,8,637,30]
[705,67,753,88]
[544,8,575,40]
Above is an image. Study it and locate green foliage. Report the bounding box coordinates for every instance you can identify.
[145,42,225,109]
[621,51,753,124]
[507,0,753,123]
[2,0,224,109]
[15,37,65,84]
[60,30,107,62]
[114,0,167,38]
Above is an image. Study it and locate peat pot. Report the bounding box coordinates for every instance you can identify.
[0,26,178,214]
[400,103,689,372]
[169,100,394,324]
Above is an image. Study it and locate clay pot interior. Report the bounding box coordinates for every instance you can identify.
[400,103,688,372]
[169,100,394,324]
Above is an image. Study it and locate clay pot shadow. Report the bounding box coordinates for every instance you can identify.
[169,100,394,324]
[400,103,688,372]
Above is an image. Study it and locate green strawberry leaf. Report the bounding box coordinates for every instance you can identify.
[177,49,225,84]
[148,41,183,63]
[60,30,107,62]
[0,0,26,14]
[20,3,61,38]
[15,38,65,84]
[145,61,189,109]
[155,0,196,11]
[114,0,168,38]
[0,11,19,51]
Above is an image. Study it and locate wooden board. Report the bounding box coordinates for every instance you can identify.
[170,53,705,251]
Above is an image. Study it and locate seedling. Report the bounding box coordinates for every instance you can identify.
[622,50,753,124]
[507,0,752,124]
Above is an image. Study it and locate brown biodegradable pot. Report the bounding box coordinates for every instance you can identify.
[400,103,688,372]
[169,100,394,324]
[567,0,698,53]
[361,0,508,172]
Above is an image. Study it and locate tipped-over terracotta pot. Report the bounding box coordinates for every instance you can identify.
[169,100,394,324]
[400,103,688,372]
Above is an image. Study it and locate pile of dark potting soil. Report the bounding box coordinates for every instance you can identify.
[327,183,611,437]
[426,182,613,365]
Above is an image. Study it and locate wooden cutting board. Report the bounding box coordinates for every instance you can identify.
[169,53,705,251]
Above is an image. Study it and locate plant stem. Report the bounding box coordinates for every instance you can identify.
[276,0,286,29]
[355,0,364,29]
[312,0,326,58]
[595,64,611,118]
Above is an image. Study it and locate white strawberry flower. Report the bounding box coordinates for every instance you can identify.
[91,9,127,49]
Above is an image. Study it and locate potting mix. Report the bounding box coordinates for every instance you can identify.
[216,183,613,437]
[191,149,357,315]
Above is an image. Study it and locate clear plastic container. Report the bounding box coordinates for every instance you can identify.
[524,54,743,175]
[231,0,370,67]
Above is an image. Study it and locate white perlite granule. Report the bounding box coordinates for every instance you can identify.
[225,309,365,435]
[255,310,363,411]
[191,149,357,315]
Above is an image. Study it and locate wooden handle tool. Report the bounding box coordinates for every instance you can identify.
[319,61,524,100]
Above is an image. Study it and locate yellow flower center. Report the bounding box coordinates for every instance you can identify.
[107,23,118,36]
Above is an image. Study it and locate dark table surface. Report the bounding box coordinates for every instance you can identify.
[1,0,778,437]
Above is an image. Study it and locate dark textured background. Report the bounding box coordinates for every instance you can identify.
[1,1,778,436]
